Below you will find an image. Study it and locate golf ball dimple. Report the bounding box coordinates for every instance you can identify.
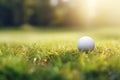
[78,36,95,52]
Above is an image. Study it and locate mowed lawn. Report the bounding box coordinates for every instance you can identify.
[0,27,120,80]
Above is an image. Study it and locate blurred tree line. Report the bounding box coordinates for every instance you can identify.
[0,0,82,27]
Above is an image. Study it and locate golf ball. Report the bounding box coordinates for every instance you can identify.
[78,36,95,52]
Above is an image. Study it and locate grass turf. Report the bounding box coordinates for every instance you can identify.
[0,27,120,80]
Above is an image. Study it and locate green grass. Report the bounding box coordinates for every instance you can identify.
[0,27,120,80]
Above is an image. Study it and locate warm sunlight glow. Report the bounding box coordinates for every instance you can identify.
[82,0,97,27]
[89,0,96,6]
[52,0,120,26]
[50,0,58,6]
[87,0,96,18]
[62,0,69,2]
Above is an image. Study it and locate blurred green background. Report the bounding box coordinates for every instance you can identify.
[0,0,81,27]
[1,0,120,28]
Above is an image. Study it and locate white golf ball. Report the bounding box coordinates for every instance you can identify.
[78,36,95,52]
